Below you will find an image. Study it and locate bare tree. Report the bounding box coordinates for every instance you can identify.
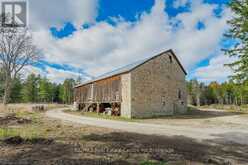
[0,27,41,105]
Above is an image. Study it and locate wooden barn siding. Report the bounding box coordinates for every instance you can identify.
[74,84,92,103]
[75,76,122,103]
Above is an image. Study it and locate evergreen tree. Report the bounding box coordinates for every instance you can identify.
[9,76,23,103]
[38,78,51,103]
[60,79,75,104]
[0,68,4,101]
[22,74,39,102]
[59,84,65,103]
[76,76,82,85]
[224,0,248,82]
[52,83,61,103]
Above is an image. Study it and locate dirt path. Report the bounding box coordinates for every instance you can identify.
[46,108,248,145]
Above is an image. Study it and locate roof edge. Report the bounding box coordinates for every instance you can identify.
[74,49,187,88]
[128,49,187,76]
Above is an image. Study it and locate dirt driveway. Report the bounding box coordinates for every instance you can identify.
[46,108,248,145]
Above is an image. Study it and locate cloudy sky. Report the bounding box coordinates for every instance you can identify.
[3,0,236,83]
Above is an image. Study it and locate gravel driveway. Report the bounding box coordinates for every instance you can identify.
[46,108,248,145]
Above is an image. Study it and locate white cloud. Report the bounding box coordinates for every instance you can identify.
[173,0,190,8]
[0,0,98,28]
[22,65,89,83]
[193,54,236,83]
[45,67,86,83]
[17,0,231,84]
[29,0,98,29]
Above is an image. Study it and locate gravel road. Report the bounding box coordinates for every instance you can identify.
[46,108,248,145]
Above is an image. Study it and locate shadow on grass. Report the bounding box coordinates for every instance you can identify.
[0,139,131,165]
[1,131,248,164]
[80,131,248,164]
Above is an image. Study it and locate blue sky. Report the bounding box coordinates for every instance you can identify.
[26,0,235,83]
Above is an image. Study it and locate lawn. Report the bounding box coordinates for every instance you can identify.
[200,104,248,113]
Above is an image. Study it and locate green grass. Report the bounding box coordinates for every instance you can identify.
[0,128,19,139]
[140,161,167,165]
[0,126,42,140]
[64,110,139,122]
[200,104,248,113]
[15,111,41,123]
[0,112,44,140]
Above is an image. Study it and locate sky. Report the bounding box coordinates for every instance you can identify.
[2,0,236,84]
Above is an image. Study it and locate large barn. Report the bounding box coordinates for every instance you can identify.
[74,49,187,118]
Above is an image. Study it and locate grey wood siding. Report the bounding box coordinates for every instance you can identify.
[75,75,122,103]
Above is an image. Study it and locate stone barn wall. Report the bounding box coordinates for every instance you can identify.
[121,73,132,118]
[130,52,187,118]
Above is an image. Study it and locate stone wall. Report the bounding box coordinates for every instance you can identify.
[130,52,187,118]
[121,73,132,118]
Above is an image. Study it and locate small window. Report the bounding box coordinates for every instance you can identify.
[178,90,182,99]
[169,55,173,63]
[162,96,166,106]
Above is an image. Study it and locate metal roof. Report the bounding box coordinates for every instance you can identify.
[75,49,187,88]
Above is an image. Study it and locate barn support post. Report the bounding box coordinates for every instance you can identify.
[73,101,79,111]
[96,103,100,114]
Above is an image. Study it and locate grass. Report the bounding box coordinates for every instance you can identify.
[0,128,19,139]
[140,161,167,165]
[200,104,248,113]
[0,103,67,113]
[0,127,42,140]
[15,111,40,123]
[0,112,43,140]
[64,110,139,122]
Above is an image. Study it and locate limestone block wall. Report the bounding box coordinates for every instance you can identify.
[121,73,131,118]
[130,52,187,118]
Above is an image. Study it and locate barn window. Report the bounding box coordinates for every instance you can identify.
[162,96,166,106]
[178,89,182,99]
[169,55,173,63]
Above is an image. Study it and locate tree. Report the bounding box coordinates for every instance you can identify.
[51,83,61,103]
[0,68,4,101]
[38,78,51,103]
[76,76,82,85]
[0,27,40,105]
[9,75,23,103]
[209,82,224,104]
[192,79,201,106]
[224,0,248,82]
[60,79,75,104]
[59,84,64,103]
[186,80,194,105]
[22,74,39,102]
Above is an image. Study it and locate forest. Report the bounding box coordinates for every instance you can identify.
[187,80,248,106]
[0,71,77,104]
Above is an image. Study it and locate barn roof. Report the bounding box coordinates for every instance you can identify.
[75,49,187,88]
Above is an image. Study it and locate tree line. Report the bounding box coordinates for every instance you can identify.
[187,79,248,106]
[0,72,79,104]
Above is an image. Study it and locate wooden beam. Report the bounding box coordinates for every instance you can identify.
[96,103,100,114]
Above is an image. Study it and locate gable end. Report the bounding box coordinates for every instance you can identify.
[129,49,187,75]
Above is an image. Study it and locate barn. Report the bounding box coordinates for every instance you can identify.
[74,49,187,118]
